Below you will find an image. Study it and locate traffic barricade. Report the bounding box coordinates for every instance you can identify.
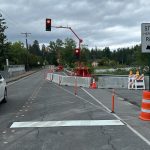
[128,74,136,89]
[134,74,145,90]
[128,70,145,90]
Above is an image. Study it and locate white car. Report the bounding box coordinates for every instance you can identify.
[0,74,7,103]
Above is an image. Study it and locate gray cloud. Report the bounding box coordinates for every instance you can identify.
[0,0,150,49]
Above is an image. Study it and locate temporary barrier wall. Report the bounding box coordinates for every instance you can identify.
[60,76,76,86]
[77,76,91,87]
[46,73,91,88]
[52,74,61,84]
[46,73,149,89]
[98,76,128,89]
[46,73,53,81]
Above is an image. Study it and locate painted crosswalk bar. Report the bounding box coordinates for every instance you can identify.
[10,120,124,128]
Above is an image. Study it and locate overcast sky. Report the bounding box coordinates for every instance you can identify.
[0,0,150,50]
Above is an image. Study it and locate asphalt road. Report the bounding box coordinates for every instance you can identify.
[0,70,149,150]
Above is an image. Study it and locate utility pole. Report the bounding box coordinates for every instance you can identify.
[21,32,31,71]
[21,32,31,50]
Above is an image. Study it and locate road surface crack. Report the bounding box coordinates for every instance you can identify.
[100,127,117,150]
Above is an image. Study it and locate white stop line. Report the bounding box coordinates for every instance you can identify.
[10,120,124,128]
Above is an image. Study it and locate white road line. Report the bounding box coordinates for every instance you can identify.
[10,120,124,128]
[82,88,150,146]
[82,88,111,113]
[54,83,107,111]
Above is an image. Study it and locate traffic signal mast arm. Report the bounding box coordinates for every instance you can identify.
[50,24,91,77]
[51,26,83,49]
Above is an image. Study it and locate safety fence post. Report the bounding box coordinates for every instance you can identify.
[74,75,77,95]
[111,89,115,113]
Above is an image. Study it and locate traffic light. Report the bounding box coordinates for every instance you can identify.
[75,48,80,58]
[46,18,51,31]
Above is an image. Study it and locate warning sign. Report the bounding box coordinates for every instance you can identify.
[141,23,150,53]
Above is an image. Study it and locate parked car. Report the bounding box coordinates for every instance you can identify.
[0,74,7,103]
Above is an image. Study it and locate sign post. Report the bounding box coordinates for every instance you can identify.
[141,23,150,90]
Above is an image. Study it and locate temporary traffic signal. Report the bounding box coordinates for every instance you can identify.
[46,18,51,31]
[75,48,80,58]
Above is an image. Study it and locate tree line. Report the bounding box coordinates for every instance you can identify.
[0,14,149,70]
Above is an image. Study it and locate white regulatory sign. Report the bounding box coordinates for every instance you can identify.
[141,23,150,53]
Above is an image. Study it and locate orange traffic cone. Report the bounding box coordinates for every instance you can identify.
[139,91,150,121]
[90,78,97,89]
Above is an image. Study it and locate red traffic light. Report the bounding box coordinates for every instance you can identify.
[46,18,51,31]
[75,49,79,53]
[75,48,80,58]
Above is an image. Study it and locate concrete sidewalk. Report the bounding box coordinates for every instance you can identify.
[82,88,150,146]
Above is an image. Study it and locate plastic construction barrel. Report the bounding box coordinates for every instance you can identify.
[139,91,150,121]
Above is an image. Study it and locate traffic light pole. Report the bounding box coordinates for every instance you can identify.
[51,25,85,76]
[52,26,83,50]
[69,27,83,49]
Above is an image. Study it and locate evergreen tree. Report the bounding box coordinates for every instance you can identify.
[9,41,27,65]
[29,40,41,56]
[0,13,9,69]
[41,44,46,57]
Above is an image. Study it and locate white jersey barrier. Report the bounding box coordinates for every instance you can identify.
[52,74,60,84]
[46,73,53,81]
[61,76,76,86]
[46,73,91,88]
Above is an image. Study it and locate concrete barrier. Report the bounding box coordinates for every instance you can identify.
[145,76,149,90]
[46,73,91,88]
[61,76,76,86]
[46,73,149,90]
[98,76,128,89]
[97,75,149,89]
[52,74,60,84]
[77,77,91,88]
